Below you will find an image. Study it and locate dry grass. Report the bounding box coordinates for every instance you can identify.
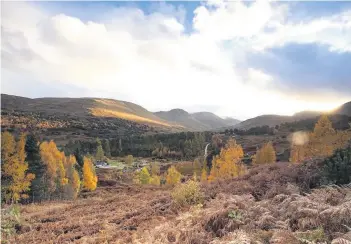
[5,185,177,244]
[5,163,351,244]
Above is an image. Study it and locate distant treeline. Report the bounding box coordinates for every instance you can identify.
[280,114,351,132]
[63,115,351,160]
[224,114,351,136]
[64,131,214,160]
[224,125,275,136]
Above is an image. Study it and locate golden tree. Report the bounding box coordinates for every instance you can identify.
[64,155,81,199]
[313,115,335,138]
[83,156,98,191]
[208,138,246,182]
[40,140,68,195]
[253,141,276,165]
[289,145,306,163]
[1,131,16,161]
[1,132,35,203]
[149,175,160,186]
[308,115,336,158]
[138,167,151,185]
[166,166,182,186]
[290,115,351,163]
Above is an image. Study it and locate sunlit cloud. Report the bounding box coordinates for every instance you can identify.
[1,1,350,120]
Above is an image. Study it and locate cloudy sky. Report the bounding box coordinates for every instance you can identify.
[1,1,351,120]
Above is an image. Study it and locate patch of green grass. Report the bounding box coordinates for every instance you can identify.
[107,160,125,169]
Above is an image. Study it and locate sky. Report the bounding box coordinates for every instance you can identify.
[1,1,351,120]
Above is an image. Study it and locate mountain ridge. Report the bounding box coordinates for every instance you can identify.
[1,94,240,132]
[154,109,240,131]
[231,101,351,130]
[2,94,349,133]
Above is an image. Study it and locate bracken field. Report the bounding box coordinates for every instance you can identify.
[5,162,351,244]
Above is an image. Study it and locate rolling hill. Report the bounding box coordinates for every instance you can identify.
[232,101,351,130]
[154,109,240,131]
[1,94,176,128]
[1,94,239,143]
[2,94,348,140]
[1,94,185,144]
[334,101,351,116]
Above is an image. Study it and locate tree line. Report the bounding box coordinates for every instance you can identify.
[129,115,350,186]
[195,115,350,183]
[1,132,98,204]
[64,131,211,160]
[290,115,351,163]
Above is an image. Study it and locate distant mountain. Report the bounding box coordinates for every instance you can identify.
[223,117,241,125]
[334,101,351,116]
[154,109,240,131]
[232,101,351,130]
[233,114,294,130]
[293,111,322,120]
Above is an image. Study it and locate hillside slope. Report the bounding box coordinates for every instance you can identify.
[334,101,351,116]
[233,114,294,130]
[233,101,351,130]
[1,94,184,144]
[154,109,240,131]
[1,94,175,128]
[1,94,239,143]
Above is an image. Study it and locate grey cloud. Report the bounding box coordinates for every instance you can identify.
[1,27,42,69]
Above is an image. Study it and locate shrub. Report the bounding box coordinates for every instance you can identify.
[149,175,160,186]
[295,228,327,243]
[171,180,203,207]
[228,209,243,221]
[1,205,21,240]
[138,167,151,185]
[322,147,351,185]
[166,166,182,186]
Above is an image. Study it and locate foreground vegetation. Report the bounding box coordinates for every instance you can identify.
[1,115,351,243]
[3,159,351,243]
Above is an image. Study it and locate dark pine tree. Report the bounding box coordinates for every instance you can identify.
[25,133,46,202]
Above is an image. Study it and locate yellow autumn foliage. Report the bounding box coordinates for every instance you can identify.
[208,138,246,182]
[64,155,81,199]
[1,132,35,203]
[39,140,68,193]
[290,115,351,163]
[253,141,276,165]
[149,175,161,186]
[83,157,98,191]
[166,166,182,186]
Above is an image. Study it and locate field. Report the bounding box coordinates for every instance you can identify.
[4,162,351,244]
[107,160,126,169]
